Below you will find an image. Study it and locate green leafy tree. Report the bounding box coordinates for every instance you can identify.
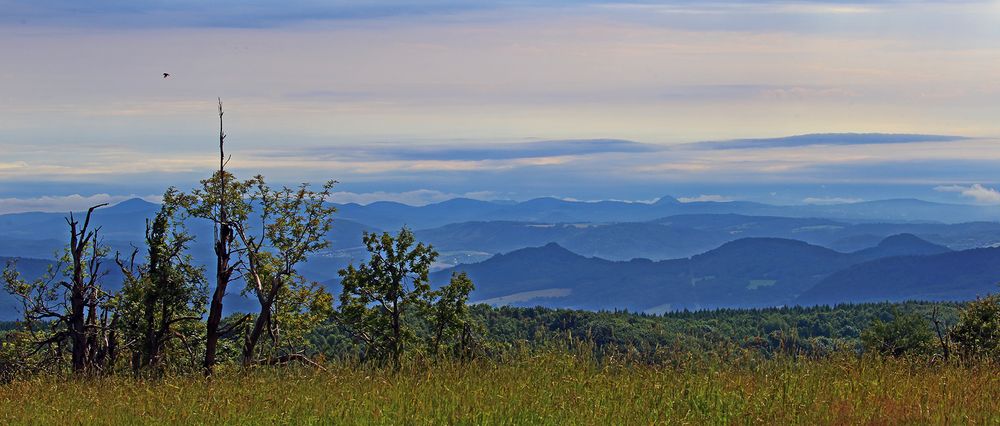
[338,228,437,366]
[116,192,207,374]
[861,310,934,357]
[234,178,337,366]
[428,272,476,358]
[949,294,1000,360]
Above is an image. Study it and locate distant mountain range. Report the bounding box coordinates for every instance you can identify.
[430,234,997,312]
[416,215,1000,262]
[2,196,1000,319]
[337,196,1000,229]
[8,197,1000,268]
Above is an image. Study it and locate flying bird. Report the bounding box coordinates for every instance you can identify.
[162,73,170,78]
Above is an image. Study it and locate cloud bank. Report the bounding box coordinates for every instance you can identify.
[332,190,500,206]
[275,139,659,162]
[677,194,733,203]
[802,197,863,205]
[691,133,968,150]
[934,184,1000,205]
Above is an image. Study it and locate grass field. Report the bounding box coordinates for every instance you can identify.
[2,351,998,425]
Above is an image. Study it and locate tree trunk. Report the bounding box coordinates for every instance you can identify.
[69,222,87,373]
[203,99,230,377]
[69,289,86,372]
[392,301,401,368]
[241,303,270,367]
[141,290,157,369]
[203,243,229,375]
[242,278,281,367]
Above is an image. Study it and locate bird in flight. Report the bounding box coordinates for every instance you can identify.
[162,73,170,78]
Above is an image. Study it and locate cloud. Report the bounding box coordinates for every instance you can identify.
[332,189,499,206]
[934,184,1000,204]
[802,197,863,205]
[0,0,494,28]
[0,194,162,214]
[0,1,872,29]
[271,139,659,162]
[660,85,858,102]
[677,194,732,203]
[689,133,968,150]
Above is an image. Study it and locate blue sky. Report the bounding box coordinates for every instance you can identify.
[2,1,1000,212]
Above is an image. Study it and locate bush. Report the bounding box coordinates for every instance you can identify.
[860,311,934,357]
[950,294,1000,360]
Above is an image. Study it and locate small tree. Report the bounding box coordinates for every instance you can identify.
[950,294,1000,360]
[428,272,476,358]
[234,178,337,366]
[116,192,207,374]
[861,310,935,357]
[338,228,437,367]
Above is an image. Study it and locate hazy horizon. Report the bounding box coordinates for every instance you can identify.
[3,1,1000,212]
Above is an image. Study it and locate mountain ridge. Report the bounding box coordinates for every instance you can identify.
[433,234,997,312]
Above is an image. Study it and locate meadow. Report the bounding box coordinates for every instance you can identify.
[2,350,997,425]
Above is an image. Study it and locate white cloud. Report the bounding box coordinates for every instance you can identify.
[934,184,1000,204]
[0,194,162,214]
[556,197,658,204]
[802,197,863,205]
[678,194,732,203]
[331,190,499,206]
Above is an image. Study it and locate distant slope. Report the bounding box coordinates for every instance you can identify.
[416,221,724,261]
[415,215,999,263]
[330,196,1000,230]
[850,233,951,260]
[433,242,687,311]
[434,234,993,312]
[798,248,1000,305]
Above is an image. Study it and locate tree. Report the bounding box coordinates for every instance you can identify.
[173,99,257,375]
[950,294,1000,360]
[860,310,934,357]
[116,192,207,374]
[1,204,119,374]
[428,272,476,358]
[234,178,337,366]
[337,228,437,367]
[176,100,338,371]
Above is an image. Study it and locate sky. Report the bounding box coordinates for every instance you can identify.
[2,0,1000,212]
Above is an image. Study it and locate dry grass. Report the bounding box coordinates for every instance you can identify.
[1,352,998,425]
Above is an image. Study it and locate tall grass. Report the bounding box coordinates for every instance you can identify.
[1,350,997,425]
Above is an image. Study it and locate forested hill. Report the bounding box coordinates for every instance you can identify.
[434,235,997,313]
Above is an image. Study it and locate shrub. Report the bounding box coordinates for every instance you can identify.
[860,311,934,357]
[950,294,1000,360]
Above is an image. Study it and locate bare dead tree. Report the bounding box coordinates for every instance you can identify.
[204,98,238,376]
[67,204,110,372]
[1,203,118,374]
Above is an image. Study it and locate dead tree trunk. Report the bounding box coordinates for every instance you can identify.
[204,98,233,376]
[66,204,106,373]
